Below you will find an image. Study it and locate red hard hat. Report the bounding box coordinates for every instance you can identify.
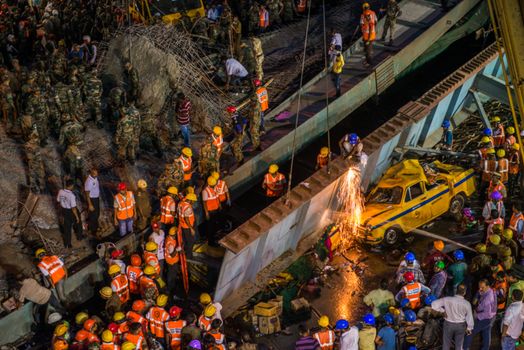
[111,249,124,259]
[107,323,119,333]
[253,79,262,87]
[118,182,127,191]
[403,271,415,282]
[132,300,146,312]
[75,329,89,341]
[226,106,237,113]
[130,254,142,267]
[169,306,183,318]
[151,222,159,230]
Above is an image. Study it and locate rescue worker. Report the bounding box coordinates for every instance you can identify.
[470,243,491,282]
[447,250,468,294]
[496,149,509,184]
[380,0,401,45]
[115,104,140,164]
[177,147,193,185]
[146,294,170,348]
[199,304,217,332]
[316,147,331,170]
[113,312,130,338]
[332,51,344,98]
[492,116,505,147]
[262,164,287,198]
[502,229,519,259]
[122,324,146,349]
[207,318,227,350]
[165,227,181,295]
[359,314,377,349]
[248,94,262,151]
[126,254,143,295]
[109,264,130,304]
[101,330,119,350]
[124,61,140,103]
[487,172,507,200]
[254,79,269,132]
[478,136,493,159]
[136,179,152,231]
[509,203,524,242]
[99,286,123,319]
[360,3,377,66]
[484,128,495,146]
[313,315,335,350]
[213,171,231,208]
[508,143,520,196]
[127,300,149,334]
[53,324,70,350]
[202,176,221,242]
[482,190,505,222]
[36,248,67,302]
[229,105,247,165]
[428,261,448,298]
[480,148,497,196]
[258,4,269,33]
[250,36,264,81]
[160,187,178,231]
[441,120,453,150]
[81,318,101,344]
[139,265,159,302]
[114,182,136,237]
[200,292,223,321]
[493,271,508,311]
[339,133,363,158]
[211,126,224,157]
[504,126,516,152]
[165,306,186,350]
[395,271,431,309]
[144,242,161,276]
[396,252,425,284]
[178,191,198,258]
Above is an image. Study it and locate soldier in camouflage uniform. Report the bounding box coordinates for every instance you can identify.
[123,61,140,103]
[239,41,256,76]
[249,95,262,151]
[54,81,76,118]
[219,7,232,45]
[156,163,184,197]
[248,2,260,34]
[230,109,246,165]
[115,103,141,164]
[381,0,401,45]
[282,0,296,23]
[191,12,209,45]
[267,0,284,26]
[83,68,103,128]
[25,87,50,146]
[59,113,84,147]
[44,79,61,137]
[24,128,46,193]
[20,114,37,142]
[250,36,265,81]
[139,104,166,157]
[49,60,66,84]
[0,76,17,133]
[229,16,242,58]
[63,144,84,184]
[208,22,220,46]
[109,83,126,124]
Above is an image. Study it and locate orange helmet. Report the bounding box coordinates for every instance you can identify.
[130,254,142,267]
[132,300,146,312]
[75,329,89,341]
[83,318,96,332]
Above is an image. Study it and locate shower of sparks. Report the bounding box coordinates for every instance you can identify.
[336,165,365,249]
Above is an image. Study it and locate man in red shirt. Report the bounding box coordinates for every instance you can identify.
[176,92,192,148]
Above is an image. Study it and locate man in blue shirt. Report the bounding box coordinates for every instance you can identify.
[375,313,396,350]
[441,120,453,150]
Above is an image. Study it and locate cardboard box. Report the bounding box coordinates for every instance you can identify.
[268,296,283,316]
[254,302,278,317]
[291,297,310,311]
[258,315,281,334]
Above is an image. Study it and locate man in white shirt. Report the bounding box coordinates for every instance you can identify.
[84,167,100,235]
[57,179,83,248]
[335,319,359,350]
[225,57,249,91]
[431,284,474,350]
[149,223,165,272]
[501,289,524,350]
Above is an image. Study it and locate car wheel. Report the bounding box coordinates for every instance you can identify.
[449,193,466,216]
[384,228,400,246]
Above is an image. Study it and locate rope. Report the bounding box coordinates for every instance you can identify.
[285,0,313,204]
[322,0,331,174]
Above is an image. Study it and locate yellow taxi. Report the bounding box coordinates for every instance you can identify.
[360,159,476,246]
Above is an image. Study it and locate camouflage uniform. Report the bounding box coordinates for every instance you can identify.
[109,86,126,123]
[59,114,84,147]
[54,82,76,117]
[139,105,166,156]
[25,88,50,145]
[49,60,66,84]
[381,0,401,44]
[20,114,37,142]
[231,113,246,164]
[63,144,84,183]
[282,0,295,22]
[24,130,46,193]
[115,105,141,163]
[156,163,184,197]
[0,78,17,132]
[251,37,264,81]
[208,23,220,46]
[68,75,85,122]
[229,17,242,58]
[267,0,284,26]
[219,8,232,45]
[44,83,61,137]
[248,3,260,34]
[249,97,262,150]
[124,65,140,103]
[239,42,256,76]
[83,70,103,127]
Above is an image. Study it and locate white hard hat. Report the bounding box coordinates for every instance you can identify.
[48,312,63,324]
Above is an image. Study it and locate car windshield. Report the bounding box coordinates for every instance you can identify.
[150,0,201,14]
[368,186,403,204]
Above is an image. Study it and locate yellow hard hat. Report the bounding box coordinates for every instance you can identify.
[122,342,136,350]
[389,306,401,316]
[486,148,496,155]
[182,147,193,157]
[113,312,126,322]
[35,248,46,258]
[318,315,330,328]
[99,287,113,299]
[186,193,197,202]
[207,176,217,186]
[54,324,68,336]
[481,136,490,144]
[363,2,370,8]
[200,293,212,305]
[168,186,178,195]
[186,186,195,194]
[490,234,501,245]
[497,149,506,158]
[211,171,220,180]
[433,240,444,251]
[145,241,158,252]
[102,330,114,343]
[475,243,487,253]
[507,126,515,135]
[204,304,217,317]
[213,126,222,135]
[491,116,501,122]
[169,227,177,236]
[75,312,89,325]
[502,246,512,257]
[157,294,168,307]
[144,265,156,275]
[513,143,520,150]
[269,164,278,174]
[108,264,121,275]
[137,179,148,189]
[503,229,513,240]
[320,147,329,156]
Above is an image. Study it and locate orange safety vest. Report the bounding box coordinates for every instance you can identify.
[263,172,286,197]
[493,124,505,146]
[259,8,269,28]
[38,255,66,286]
[212,133,224,155]
[178,200,195,229]
[478,147,489,160]
[203,186,220,212]
[313,329,335,350]
[123,333,144,350]
[488,181,505,197]
[160,195,176,224]
[146,306,169,338]
[402,282,422,308]
[505,135,516,151]
[165,319,187,349]
[111,274,130,303]
[164,235,180,265]
[127,310,149,332]
[198,315,213,332]
[207,331,226,350]
[126,265,143,294]
[509,212,524,232]
[116,321,129,336]
[494,279,508,310]
[178,156,192,182]
[215,180,228,203]
[297,0,306,13]
[139,275,158,298]
[482,159,498,182]
[317,154,328,168]
[101,343,120,350]
[498,158,509,182]
[144,251,160,275]
[115,192,135,220]
[256,87,269,112]
[360,9,377,42]
[509,152,520,175]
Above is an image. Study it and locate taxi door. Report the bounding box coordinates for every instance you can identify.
[426,177,451,219]
[401,182,431,231]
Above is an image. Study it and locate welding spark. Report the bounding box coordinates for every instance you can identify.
[336,165,365,249]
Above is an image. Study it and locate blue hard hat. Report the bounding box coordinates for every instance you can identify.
[408,346,417,350]
[453,250,464,260]
[383,313,394,324]
[404,252,416,263]
[363,313,376,326]
[349,133,358,145]
[404,309,417,322]
[484,128,492,136]
[442,120,450,128]
[400,298,411,308]
[335,319,349,330]
[424,294,437,306]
